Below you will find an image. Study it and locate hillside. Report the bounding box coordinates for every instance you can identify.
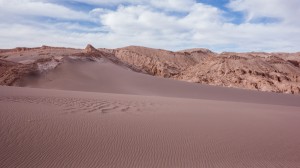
[1,44,300,94]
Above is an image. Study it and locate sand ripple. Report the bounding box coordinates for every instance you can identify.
[1,87,300,167]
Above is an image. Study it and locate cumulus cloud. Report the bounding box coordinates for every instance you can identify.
[228,0,300,24]
[73,0,140,5]
[0,0,89,21]
[148,0,196,12]
[73,0,196,11]
[0,0,299,52]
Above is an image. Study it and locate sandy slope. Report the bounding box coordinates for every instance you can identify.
[0,86,300,168]
[19,59,300,107]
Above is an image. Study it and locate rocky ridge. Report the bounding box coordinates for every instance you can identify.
[1,45,300,94]
[111,46,300,94]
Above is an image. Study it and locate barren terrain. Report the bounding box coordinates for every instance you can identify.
[0,45,300,167]
[1,45,300,94]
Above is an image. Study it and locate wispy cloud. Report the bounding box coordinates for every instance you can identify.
[0,0,299,52]
[228,0,300,24]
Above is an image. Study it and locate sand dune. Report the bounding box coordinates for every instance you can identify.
[0,86,300,167]
[19,59,300,107]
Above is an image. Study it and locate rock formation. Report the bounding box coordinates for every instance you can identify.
[84,44,98,53]
[113,46,300,94]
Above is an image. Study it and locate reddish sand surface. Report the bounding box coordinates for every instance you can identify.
[1,60,300,167]
[19,60,300,106]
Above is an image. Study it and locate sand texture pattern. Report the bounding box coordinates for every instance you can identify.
[1,86,300,168]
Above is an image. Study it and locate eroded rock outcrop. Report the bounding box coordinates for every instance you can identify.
[177,54,300,94]
[114,46,215,77]
[0,59,37,85]
[112,46,300,94]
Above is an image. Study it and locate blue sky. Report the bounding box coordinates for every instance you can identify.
[0,0,299,52]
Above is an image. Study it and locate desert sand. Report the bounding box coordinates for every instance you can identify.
[1,58,300,167]
[1,86,300,167]
[19,59,300,106]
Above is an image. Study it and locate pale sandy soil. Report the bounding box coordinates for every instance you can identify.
[0,86,300,168]
[0,60,300,167]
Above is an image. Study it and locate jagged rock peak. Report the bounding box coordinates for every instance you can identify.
[84,44,98,53]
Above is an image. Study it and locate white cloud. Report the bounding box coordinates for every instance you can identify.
[228,0,300,24]
[100,5,182,34]
[0,0,299,52]
[148,0,196,12]
[73,0,196,12]
[0,0,89,21]
[74,0,139,5]
[0,23,106,48]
